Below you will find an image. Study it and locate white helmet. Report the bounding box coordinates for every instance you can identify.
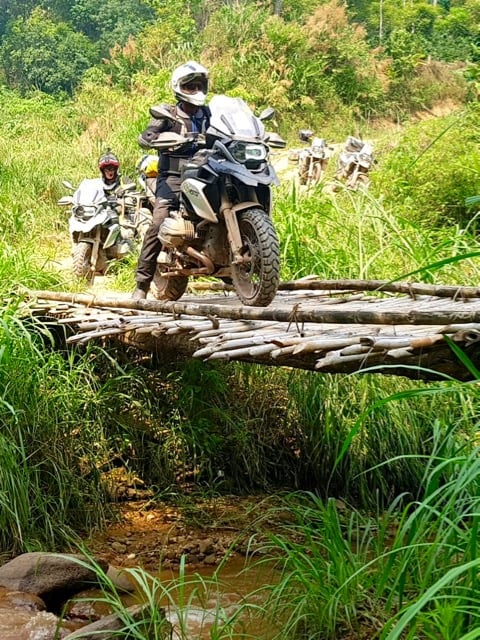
[171,61,209,107]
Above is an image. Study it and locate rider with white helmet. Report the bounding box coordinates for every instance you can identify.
[171,61,209,107]
[133,61,211,300]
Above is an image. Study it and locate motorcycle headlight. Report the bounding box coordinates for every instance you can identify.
[74,205,95,220]
[359,152,372,162]
[230,142,267,164]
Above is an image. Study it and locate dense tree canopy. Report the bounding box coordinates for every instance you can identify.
[0,0,476,114]
[0,8,97,96]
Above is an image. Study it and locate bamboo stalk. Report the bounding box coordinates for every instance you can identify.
[452,329,480,343]
[188,278,480,299]
[360,336,421,349]
[278,279,480,299]
[193,330,295,357]
[247,343,280,356]
[339,344,374,356]
[194,324,281,344]
[386,347,415,359]
[315,351,386,369]
[193,321,277,341]
[292,336,362,354]
[270,345,300,358]
[410,335,445,348]
[67,327,126,343]
[27,289,480,325]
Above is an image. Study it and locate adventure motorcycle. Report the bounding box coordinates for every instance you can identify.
[58,178,150,282]
[146,94,286,307]
[117,182,153,243]
[297,129,333,186]
[335,136,374,190]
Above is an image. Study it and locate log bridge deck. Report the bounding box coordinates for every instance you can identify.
[26,278,480,381]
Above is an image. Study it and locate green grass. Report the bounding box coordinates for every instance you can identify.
[1,69,480,639]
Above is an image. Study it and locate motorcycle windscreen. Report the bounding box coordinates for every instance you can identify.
[208,95,265,141]
[73,178,108,206]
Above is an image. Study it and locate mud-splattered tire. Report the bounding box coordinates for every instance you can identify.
[231,208,280,307]
[355,173,370,189]
[298,168,308,185]
[72,242,94,281]
[151,269,188,301]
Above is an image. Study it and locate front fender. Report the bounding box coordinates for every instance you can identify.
[69,210,111,235]
[208,158,278,187]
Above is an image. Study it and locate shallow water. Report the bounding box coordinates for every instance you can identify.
[84,555,280,639]
[159,557,280,639]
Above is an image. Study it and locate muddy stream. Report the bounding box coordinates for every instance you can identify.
[83,496,283,639]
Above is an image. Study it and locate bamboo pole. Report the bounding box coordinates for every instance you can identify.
[27,289,480,326]
[188,278,480,299]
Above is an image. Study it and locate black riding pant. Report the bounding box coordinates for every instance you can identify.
[135,174,180,286]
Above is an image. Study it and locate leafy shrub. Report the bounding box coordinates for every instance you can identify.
[377,104,480,226]
[0,8,97,96]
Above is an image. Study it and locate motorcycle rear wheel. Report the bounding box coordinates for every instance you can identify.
[231,208,280,307]
[151,269,188,301]
[72,241,94,282]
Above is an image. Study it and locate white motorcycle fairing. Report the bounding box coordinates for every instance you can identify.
[180,178,217,222]
[68,178,121,247]
[68,209,116,235]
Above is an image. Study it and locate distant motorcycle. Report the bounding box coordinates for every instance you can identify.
[145,94,285,307]
[297,129,333,186]
[336,136,374,190]
[58,178,150,281]
[117,181,153,244]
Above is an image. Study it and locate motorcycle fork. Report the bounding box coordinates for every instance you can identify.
[219,183,256,266]
[89,227,101,274]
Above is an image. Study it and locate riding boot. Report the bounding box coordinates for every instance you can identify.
[132,282,150,300]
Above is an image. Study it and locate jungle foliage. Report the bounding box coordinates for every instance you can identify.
[0,0,478,122]
[2,2,480,638]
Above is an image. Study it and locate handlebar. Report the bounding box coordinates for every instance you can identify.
[148,131,206,151]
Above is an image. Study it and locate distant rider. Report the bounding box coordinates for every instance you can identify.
[98,149,132,196]
[132,60,211,300]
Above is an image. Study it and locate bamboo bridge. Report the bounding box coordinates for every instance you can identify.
[25,277,480,381]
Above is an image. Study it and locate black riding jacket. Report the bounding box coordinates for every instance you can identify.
[138,102,210,178]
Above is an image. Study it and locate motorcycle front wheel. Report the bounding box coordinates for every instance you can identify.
[309,163,323,186]
[355,173,370,189]
[72,241,94,282]
[231,208,280,307]
[151,269,188,301]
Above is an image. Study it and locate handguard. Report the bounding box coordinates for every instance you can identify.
[266,132,286,148]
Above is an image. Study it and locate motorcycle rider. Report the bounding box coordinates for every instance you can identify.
[132,60,211,300]
[98,149,131,196]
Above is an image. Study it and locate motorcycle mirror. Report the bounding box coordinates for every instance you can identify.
[149,104,179,122]
[299,129,313,142]
[259,107,275,121]
[266,132,286,149]
[57,196,73,206]
[62,180,75,191]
